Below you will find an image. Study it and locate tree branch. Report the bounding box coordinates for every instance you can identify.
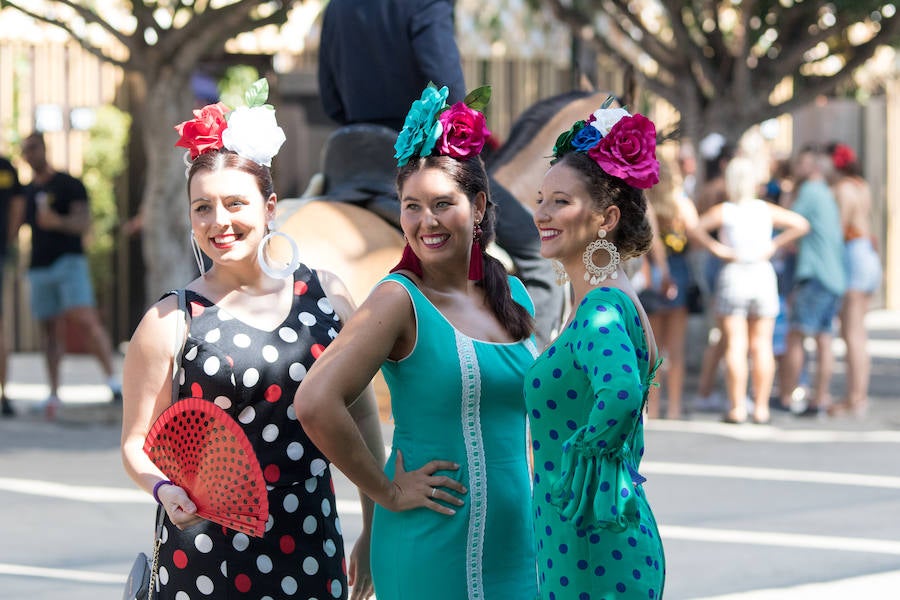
[663,1,725,94]
[157,0,269,66]
[49,0,133,49]
[603,0,682,72]
[131,0,157,37]
[1,0,130,68]
[167,1,268,75]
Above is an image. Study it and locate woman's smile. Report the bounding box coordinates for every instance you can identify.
[421,233,450,248]
[538,228,561,242]
[210,232,243,249]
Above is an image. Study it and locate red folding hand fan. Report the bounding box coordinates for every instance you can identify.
[143,398,269,537]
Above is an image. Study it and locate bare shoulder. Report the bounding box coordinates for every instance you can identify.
[317,271,414,329]
[676,193,699,222]
[356,277,415,322]
[126,294,184,363]
[316,269,357,320]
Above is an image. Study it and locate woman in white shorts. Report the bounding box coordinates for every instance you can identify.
[691,157,809,424]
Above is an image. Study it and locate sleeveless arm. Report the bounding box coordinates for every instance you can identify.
[549,295,647,532]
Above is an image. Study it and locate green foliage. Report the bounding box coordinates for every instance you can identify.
[243,78,270,108]
[83,105,130,293]
[464,85,492,112]
[218,65,261,109]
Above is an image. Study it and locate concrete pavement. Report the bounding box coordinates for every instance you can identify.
[1,309,898,599]
[5,308,898,424]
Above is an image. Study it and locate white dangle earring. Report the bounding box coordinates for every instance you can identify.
[190,232,207,275]
[257,221,301,279]
[552,260,570,286]
[582,229,620,285]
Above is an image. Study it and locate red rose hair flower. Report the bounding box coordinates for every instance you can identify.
[174,102,230,159]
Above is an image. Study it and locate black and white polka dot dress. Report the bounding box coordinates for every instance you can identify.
[155,265,348,599]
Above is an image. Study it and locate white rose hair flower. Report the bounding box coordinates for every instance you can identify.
[589,107,632,136]
[222,106,286,167]
[174,78,285,168]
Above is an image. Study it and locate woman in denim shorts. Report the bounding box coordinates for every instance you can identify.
[828,142,883,417]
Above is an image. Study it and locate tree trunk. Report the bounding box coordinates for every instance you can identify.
[140,72,198,302]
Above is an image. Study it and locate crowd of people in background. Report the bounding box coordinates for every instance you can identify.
[637,138,881,423]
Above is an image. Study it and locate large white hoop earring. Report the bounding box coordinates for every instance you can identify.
[583,229,620,285]
[190,233,206,275]
[257,223,300,279]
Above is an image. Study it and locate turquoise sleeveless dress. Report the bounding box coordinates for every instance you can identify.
[370,273,539,600]
[525,286,665,599]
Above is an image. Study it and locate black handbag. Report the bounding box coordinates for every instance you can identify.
[123,290,189,600]
[122,549,152,600]
[123,509,164,600]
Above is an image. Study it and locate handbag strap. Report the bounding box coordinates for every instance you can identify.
[146,290,189,600]
[148,505,165,600]
[171,289,189,405]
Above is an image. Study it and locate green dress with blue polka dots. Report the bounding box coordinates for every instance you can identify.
[526,286,665,600]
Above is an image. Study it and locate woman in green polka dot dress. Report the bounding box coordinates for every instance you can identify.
[526,104,666,599]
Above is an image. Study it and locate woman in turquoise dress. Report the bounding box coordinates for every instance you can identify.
[295,86,538,599]
[527,106,666,599]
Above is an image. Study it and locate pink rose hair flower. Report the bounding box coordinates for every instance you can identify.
[437,102,492,160]
[587,113,659,189]
[175,102,230,159]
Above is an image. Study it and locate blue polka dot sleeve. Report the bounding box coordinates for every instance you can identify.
[549,294,647,533]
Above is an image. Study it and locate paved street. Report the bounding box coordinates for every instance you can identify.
[1,310,898,599]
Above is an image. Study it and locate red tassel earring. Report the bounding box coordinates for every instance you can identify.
[468,222,484,281]
[391,242,423,277]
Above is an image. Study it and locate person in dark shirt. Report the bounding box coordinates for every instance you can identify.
[318,0,563,345]
[0,152,23,416]
[18,132,122,418]
[319,0,466,131]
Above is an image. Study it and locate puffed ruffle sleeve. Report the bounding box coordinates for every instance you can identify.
[548,293,648,532]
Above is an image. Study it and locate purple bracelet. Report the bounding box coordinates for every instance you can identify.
[152,479,173,505]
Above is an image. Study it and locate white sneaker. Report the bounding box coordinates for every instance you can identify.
[789,387,809,415]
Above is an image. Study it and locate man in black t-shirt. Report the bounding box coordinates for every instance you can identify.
[0,153,23,416]
[19,133,122,418]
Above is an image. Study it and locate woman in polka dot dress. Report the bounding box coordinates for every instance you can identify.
[527,108,666,599]
[122,96,383,600]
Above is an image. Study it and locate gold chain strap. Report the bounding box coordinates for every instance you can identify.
[148,535,161,600]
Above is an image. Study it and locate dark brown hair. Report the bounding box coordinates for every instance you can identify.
[555,151,653,260]
[396,155,534,341]
[186,149,274,198]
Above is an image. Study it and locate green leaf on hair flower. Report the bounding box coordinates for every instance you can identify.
[553,120,587,157]
[601,95,617,109]
[463,86,492,112]
[244,78,270,108]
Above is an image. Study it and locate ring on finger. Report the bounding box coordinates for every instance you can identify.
[430,487,437,498]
